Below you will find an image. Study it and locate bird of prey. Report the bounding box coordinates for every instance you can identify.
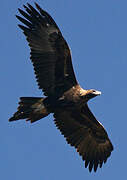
[9,3,113,172]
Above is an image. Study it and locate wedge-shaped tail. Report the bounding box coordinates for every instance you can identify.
[9,97,50,123]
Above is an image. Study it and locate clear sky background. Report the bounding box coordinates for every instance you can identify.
[1,0,127,179]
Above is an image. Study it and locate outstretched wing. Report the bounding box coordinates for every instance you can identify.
[16,3,78,96]
[54,104,113,172]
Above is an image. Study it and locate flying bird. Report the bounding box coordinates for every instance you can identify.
[9,3,113,172]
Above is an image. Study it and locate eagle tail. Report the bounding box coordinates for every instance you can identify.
[9,97,50,123]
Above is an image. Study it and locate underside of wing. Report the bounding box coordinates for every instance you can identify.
[16,3,78,96]
[54,105,113,172]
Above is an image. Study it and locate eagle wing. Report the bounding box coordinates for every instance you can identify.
[54,104,113,172]
[16,3,78,96]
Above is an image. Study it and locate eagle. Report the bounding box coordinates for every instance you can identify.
[9,3,113,172]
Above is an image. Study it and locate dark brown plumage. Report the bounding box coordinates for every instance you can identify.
[9,3,113,172]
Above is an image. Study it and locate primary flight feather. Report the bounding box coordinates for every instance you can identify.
[9,3,113,172]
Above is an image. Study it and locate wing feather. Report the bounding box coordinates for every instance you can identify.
[16,3,78,96]
[54,105,113,172]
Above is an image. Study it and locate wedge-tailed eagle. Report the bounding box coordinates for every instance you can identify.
[9,3,113,172]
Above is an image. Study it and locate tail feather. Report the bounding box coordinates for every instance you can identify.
[9,97,50,123]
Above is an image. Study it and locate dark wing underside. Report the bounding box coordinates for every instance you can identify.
[54,104,113,172]
[16,3,78,96]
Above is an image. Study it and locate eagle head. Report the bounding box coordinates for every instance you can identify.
[80,89,101,102]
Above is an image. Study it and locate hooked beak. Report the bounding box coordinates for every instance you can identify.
[93,90,101,96]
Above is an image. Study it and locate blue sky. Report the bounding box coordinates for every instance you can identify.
[1,0,127,179]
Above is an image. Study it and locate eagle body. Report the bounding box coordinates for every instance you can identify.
[44,85,100,112]
[9,3,113,172]
[48,85,85,108]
